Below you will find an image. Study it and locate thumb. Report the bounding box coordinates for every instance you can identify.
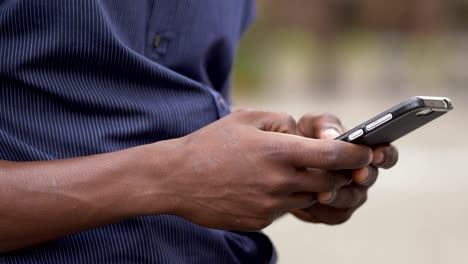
[320,128,341,140]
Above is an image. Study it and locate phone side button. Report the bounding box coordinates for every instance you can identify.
[348,129,364,141]
[365,113,393,131]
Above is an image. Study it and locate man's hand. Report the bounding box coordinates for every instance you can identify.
[291,113,399,225]
[167,110,374,231]
[0,110,375,252]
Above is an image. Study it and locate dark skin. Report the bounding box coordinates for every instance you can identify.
[291,113,399,224]
[0,110,397,252]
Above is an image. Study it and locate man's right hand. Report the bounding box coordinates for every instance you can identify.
[0,109,372,252]
[159,110,373,231]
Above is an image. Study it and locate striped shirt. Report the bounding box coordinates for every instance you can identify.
[0,0,275,263]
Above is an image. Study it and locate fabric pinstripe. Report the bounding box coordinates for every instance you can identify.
[0,0,275,263]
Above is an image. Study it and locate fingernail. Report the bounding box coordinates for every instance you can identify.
[321,128,340,140]
[318,191,336,204]
[361,167,372,186]
[353,167,370,185]
[369,149,374,164]
[361,167,378,187]
[374,151,385,165]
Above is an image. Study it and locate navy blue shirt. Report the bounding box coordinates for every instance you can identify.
[0,0,275,263]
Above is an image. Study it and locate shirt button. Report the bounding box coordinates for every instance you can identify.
[153,34,162,49]
[217,96,226,111]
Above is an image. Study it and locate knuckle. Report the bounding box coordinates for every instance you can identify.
[284,140,302,162]
[297,112,317,136]
[277,112,297,133]
[302,112,317,121]
[356,146,373,167]
[267,176,290,194]
[263,141,290,162]
[257,196,285,222]
[261,198,281,214]
[278,112,294,121]
[234,108,261,119]
[320,144,340,169]
[322,112,342,125]
[325,171,351,191]
[253,198,279,226]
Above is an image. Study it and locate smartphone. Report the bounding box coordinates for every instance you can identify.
[335,96,454,147]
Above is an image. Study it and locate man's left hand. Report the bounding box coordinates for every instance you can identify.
[290,113,399,225]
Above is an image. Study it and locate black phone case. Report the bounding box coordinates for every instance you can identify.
[336,96,453,147]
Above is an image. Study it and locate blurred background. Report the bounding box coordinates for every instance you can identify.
[231,1,468,263]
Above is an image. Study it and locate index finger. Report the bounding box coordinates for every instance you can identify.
[267,133,373,170]
[297,113,345,139]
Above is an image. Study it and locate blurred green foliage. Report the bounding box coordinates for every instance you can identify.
[233,1,468,97]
